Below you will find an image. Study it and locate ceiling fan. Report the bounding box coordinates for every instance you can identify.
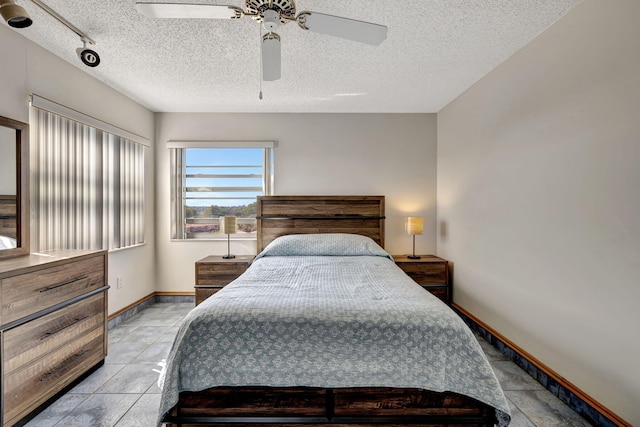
[135,0,388,82]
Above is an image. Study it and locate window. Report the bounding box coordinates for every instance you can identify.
[30,97,147,252]
[168,141,274,240]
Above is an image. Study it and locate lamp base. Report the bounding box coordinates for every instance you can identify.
[407,255,421,259]
[222,254,236,259]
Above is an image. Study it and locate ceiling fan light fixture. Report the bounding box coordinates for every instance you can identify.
[262,32,281,81]
[0,0,32,28]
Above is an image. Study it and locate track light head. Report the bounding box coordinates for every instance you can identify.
[0,0,32,28]
[76,38,100,67]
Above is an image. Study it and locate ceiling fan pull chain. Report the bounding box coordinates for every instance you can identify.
[259,21,263,100]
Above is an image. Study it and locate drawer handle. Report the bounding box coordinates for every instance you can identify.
[38,350,87,382]
[39,315,91,340]
[39,276,90,293]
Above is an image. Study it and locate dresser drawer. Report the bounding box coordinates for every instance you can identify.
[2,292,105,375]
[3,327,105,426]
[1,255,105,324]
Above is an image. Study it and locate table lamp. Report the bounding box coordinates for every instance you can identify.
[219,216,237,259]
[405,216,423,259]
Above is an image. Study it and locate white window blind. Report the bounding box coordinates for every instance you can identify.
[168,141,274,240]
[30,103,145,252]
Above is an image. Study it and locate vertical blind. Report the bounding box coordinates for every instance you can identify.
[30,105,145,251]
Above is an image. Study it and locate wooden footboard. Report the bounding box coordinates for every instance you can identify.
[163,386,496,426]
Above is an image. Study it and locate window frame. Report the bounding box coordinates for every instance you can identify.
[168,141,274,241]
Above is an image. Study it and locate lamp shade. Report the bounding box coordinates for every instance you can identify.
[219,216,237,234]
[405,217,424,235]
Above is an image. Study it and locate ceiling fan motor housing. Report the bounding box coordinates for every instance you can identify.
[263,9,279,30]
[246,0,296,24]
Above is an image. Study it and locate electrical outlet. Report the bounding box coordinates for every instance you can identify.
[116,277,123,289]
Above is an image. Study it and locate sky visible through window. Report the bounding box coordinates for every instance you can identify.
[185,148,264,208]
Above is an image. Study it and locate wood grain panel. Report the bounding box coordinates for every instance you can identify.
[1,255,105,324]
[3,327,105,426]
[0,197,16,216]
[256,196,385,252]
[165,387,495,426]
[333,388,492,417]
[3,292,105,374]
[422,286,449,303]
[175,388,327,417]
[195,287,222,305]
[194,257,252,305]
[260,198,383,217]
[395,263,448,283]
[0,196,17,239]
[393,256,450,304]
[195,264,248,286]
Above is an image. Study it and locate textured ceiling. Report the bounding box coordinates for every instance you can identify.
[9,0,582,113]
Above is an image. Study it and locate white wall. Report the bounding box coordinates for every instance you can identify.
[155,113,436,292]
[0,25,156,316]
[437,0,640,424]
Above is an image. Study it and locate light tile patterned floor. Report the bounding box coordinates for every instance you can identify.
[25,302,592,427]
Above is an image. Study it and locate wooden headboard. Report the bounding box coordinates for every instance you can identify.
[0,195,17,239]
[256,196,385,252]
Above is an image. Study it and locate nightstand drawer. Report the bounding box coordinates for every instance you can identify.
[421,285,449,304]
[393,255,451,305]
[393,259,447,285]
[195,287,224,305]
[196,264,247,286]
[195,256,253,305]
[401,267,447,284]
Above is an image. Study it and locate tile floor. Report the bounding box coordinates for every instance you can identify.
[24,302,593,427]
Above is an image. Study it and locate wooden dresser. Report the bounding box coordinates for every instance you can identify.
[195,256,253,305]
[393,255,451,305]
[0,250,108,427]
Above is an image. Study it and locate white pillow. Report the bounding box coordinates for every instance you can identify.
[256,233,391,259]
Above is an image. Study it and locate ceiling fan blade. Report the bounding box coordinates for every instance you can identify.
[262,33,281,81]
[135,2,240,19]
[298,12,387,46]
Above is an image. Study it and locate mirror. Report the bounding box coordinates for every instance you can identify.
[0,115,29,259]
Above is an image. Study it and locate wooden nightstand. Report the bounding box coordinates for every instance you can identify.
[195,256,253,305]
[392,255,451,305]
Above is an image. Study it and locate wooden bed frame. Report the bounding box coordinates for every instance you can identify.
[163,196,497,426]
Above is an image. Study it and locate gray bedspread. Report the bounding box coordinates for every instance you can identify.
[158,234,510,426]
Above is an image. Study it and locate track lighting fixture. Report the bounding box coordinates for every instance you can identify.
[76,37,100,67]
[0,0,32,28]
[27,0,100,67]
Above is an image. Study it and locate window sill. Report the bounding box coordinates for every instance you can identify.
[108,242,147,253]
[170,237,257,242]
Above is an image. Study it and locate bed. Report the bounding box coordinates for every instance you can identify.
[159,196,511,426]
